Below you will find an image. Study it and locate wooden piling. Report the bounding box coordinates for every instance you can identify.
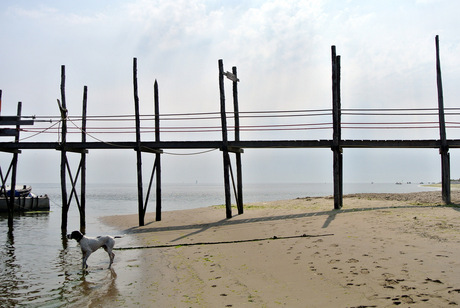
[435,35,451,204]
[331,46,343,210]
[154,80,162,221]
[80,86,87,233]
[7,102,22,230]
[218,59,232,218]
[59,65,69,234]
[133,58,145,226]
[231,66,244,215]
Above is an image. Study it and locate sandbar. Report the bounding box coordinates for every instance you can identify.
[96,191,460,307]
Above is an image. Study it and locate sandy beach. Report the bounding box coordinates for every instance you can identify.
[95,191,460,307]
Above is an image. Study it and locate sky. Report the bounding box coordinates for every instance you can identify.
[1,0,460,186]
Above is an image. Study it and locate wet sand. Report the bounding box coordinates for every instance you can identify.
[98,191,460,307]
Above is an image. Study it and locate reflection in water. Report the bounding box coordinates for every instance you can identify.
[0,212,120,306]
[52,263,120,307]
[0,229,20,307]
[0,183,168,306]
[77,269,119,306]
[0,213,58,306]
[0,203,126,307]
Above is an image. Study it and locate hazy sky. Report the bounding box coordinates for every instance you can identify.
[1,0,460,185]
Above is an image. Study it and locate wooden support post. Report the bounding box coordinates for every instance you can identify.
[435,35,451,204]
[7,102,22,230]
[154,81,162,221]
[154,80,162,221]
[331,46,343,210]
[133,58,145,226]
[219,59,232,219]
[59,65,69,235]
[80,86,88,233]
[232,66,243,215]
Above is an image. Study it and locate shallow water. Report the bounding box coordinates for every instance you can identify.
[0,182,437,306]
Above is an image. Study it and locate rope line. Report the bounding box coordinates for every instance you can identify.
[66,118,133,149]
[18,120,61,141]
[162,148,219,156]
[11,106,460,142]
[113,233,334,250]
[68,118,219,155]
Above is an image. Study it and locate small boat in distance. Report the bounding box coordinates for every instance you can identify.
[0,185,50,212]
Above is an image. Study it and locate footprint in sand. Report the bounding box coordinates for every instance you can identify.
[346,258,359,263]
[392,295,415,304]
[424,278,443,284]
[328,259,341,264]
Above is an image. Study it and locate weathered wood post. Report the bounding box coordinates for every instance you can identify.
[57,78,88,235]
[231,66,244,214]
[331,46,343,209]
[80,86,88,233]
[154,80,162,221]
[133,58,145,226]
[435,35,451,204]
[218,59,232,218]
[7,102,22,230]
[59,65,69,234]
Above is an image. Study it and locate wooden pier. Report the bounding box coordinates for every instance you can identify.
[0,36,457,234]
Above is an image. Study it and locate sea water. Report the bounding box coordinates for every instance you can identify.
[0,182,437,306]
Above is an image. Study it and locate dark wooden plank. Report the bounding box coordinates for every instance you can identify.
[0,128,18,136]
[0,116,34,126]
[3,139,460,150]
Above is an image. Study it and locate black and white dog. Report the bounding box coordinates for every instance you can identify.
[67,230,116,270]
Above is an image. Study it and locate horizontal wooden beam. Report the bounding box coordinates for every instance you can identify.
[137,147,163,154]
[0,116,34,126]
[0,148,21,154]
[0,129,18,137]
[1,139,460,151]
[55,146,89,154]
[340,139,442,148]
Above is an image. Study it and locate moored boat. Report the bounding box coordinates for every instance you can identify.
[0,185,50,212]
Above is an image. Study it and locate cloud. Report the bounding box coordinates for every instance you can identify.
[227,0,325,66]
[124,0,225,53]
